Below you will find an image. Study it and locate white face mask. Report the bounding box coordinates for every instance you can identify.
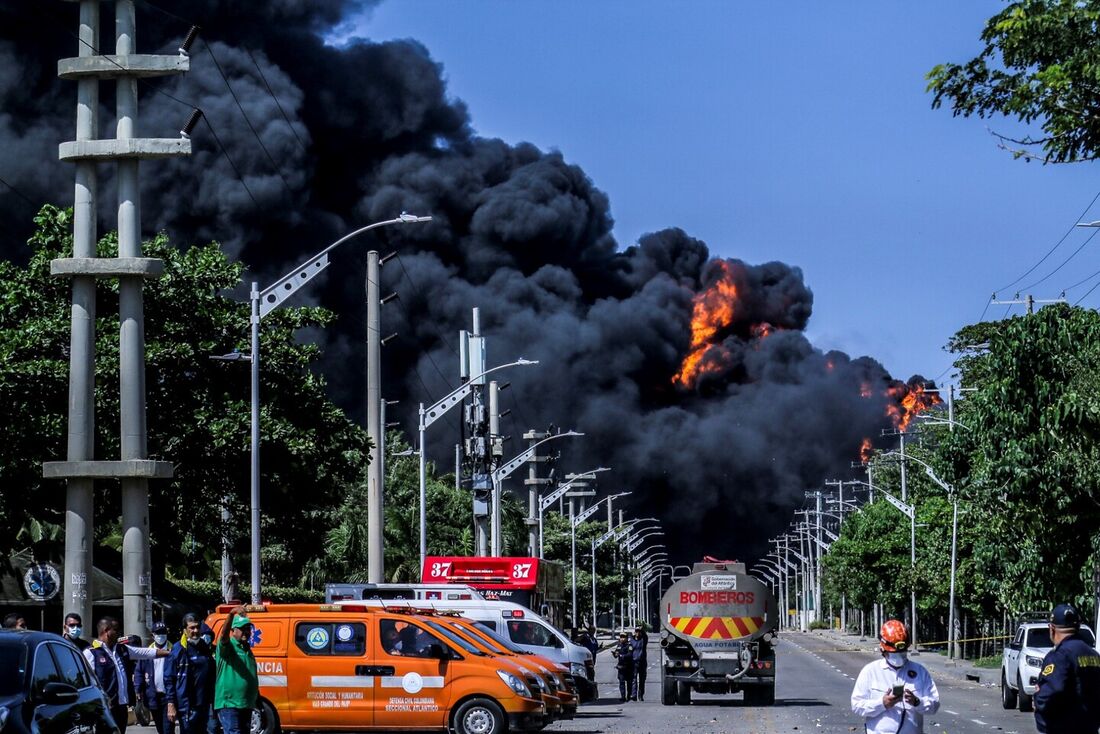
[885,652,908,668]
[154,635,168,647]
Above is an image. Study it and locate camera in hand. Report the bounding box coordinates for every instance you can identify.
[891,684,904,698]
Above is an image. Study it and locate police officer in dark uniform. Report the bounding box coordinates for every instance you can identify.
[1034,603,1100,734]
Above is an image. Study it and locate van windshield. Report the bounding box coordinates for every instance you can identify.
[446,621,512,654]
[469,622,527,654]
[422,621,485,656]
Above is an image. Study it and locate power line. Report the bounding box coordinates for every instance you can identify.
[1018,227,1100,292]
[995,185,1100,293]
[394,254,461,358]
[0,172,39,209]
[202,39,296,201]
[245,48,309,155]
[200,116,262,213]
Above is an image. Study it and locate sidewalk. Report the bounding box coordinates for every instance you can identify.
[805,627,997,688]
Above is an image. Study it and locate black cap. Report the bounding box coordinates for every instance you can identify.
[152,622,169,634]
[1051,603,1081,628]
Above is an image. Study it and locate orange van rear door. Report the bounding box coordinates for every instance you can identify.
[372,617,453,729]
[286,620,373,729]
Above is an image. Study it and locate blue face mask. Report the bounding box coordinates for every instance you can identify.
[67,626,83,639]
[154,635,168,647]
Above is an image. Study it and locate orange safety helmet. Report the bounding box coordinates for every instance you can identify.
[879,620,909,652]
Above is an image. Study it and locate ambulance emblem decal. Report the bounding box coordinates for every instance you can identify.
[306,627,329,650]
[402,672,424,693]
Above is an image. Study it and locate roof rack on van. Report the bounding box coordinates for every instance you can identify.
[382,605,442,616]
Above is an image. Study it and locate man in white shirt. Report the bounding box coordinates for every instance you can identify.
[851,619,940,733]
[83,616,169,734]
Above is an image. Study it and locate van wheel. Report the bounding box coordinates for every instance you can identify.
[1017,674,1033,712]
[453,697,506,734]
[251,700,280,734]
[1000,670,1017,709]
[675,681,691,706]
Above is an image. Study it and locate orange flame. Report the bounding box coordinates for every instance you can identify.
[886,383,942,432]
[859,437,873,463]
[673,262,739,387]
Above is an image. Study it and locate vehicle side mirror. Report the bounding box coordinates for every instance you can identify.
[1010,642,1021,650]
[40,682,79,705]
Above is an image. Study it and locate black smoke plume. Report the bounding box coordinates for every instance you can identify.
[0,1,924,563]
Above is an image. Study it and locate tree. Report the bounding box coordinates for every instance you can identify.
[0,206,367,586]
[939,304,1100,613]
[928,0,1100,162]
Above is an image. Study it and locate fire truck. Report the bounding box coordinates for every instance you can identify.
[422,556,567,629]
[660,559,778,706]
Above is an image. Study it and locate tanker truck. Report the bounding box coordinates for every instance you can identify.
[659,559,778,706]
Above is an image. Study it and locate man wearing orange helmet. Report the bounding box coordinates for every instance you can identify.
[851,619,940,733]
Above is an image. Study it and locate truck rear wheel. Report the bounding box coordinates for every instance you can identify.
[661,672,676,705]
[744,685,775,706]
[1000,670,1017,709]
[675,681,691,706]
[1017,674,1033,712]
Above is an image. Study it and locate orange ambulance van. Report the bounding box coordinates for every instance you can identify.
[205,604,546,734]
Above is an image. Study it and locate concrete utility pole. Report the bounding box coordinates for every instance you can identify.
[523,430,550,556]
[461,310,491,555]
[47,0,190,637]
[488,381,503,555]
[366,252,384,582]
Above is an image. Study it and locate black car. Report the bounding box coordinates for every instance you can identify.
[0,630,120,734]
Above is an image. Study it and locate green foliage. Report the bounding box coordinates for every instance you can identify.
[939,304,1100,613]
[539,510,630,626]
[822,305,1100,633]
[808,619,830,631]
[928,0,1100,162]
[170,577,324,606]
[0,205,367,586]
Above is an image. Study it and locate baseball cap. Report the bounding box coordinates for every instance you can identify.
[231,616,253,629]
[1050,603,1080,628]
[152,622,168,634]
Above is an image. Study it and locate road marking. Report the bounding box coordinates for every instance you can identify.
[972,719,987,725]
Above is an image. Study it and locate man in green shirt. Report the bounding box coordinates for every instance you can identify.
[214,605,258,734]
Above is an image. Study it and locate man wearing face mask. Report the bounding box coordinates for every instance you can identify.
[63,612,90,651]
[851,620,940,733]
[83,616,171,734]
[165,614,216,734]
[135,622,175,734]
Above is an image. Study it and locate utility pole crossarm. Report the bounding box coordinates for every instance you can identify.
[493,430,582,484]
[539,467,610,511]
[821,527,839,543]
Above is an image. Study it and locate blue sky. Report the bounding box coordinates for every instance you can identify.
[345,1,1099,385]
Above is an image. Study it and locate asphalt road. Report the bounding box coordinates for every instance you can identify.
[550,633,1042,734]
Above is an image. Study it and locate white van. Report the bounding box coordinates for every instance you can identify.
[336,597,597,702]
[324,582,483,603]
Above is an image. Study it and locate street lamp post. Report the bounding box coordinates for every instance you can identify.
[229,214,431,603]
[581,493,631,628]
[538,468,611,557]
[880,450,961,659]
[416,359,539,570]
[493,431,583,558]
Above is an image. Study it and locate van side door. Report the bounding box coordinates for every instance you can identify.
[372,618,454,729]
[286,620,373,729]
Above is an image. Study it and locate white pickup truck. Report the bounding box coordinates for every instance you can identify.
[1001,621,1095,712]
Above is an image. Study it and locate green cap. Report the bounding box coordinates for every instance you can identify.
[231,616,252,629]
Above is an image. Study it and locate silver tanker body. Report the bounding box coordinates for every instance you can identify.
[659,560,778,706]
